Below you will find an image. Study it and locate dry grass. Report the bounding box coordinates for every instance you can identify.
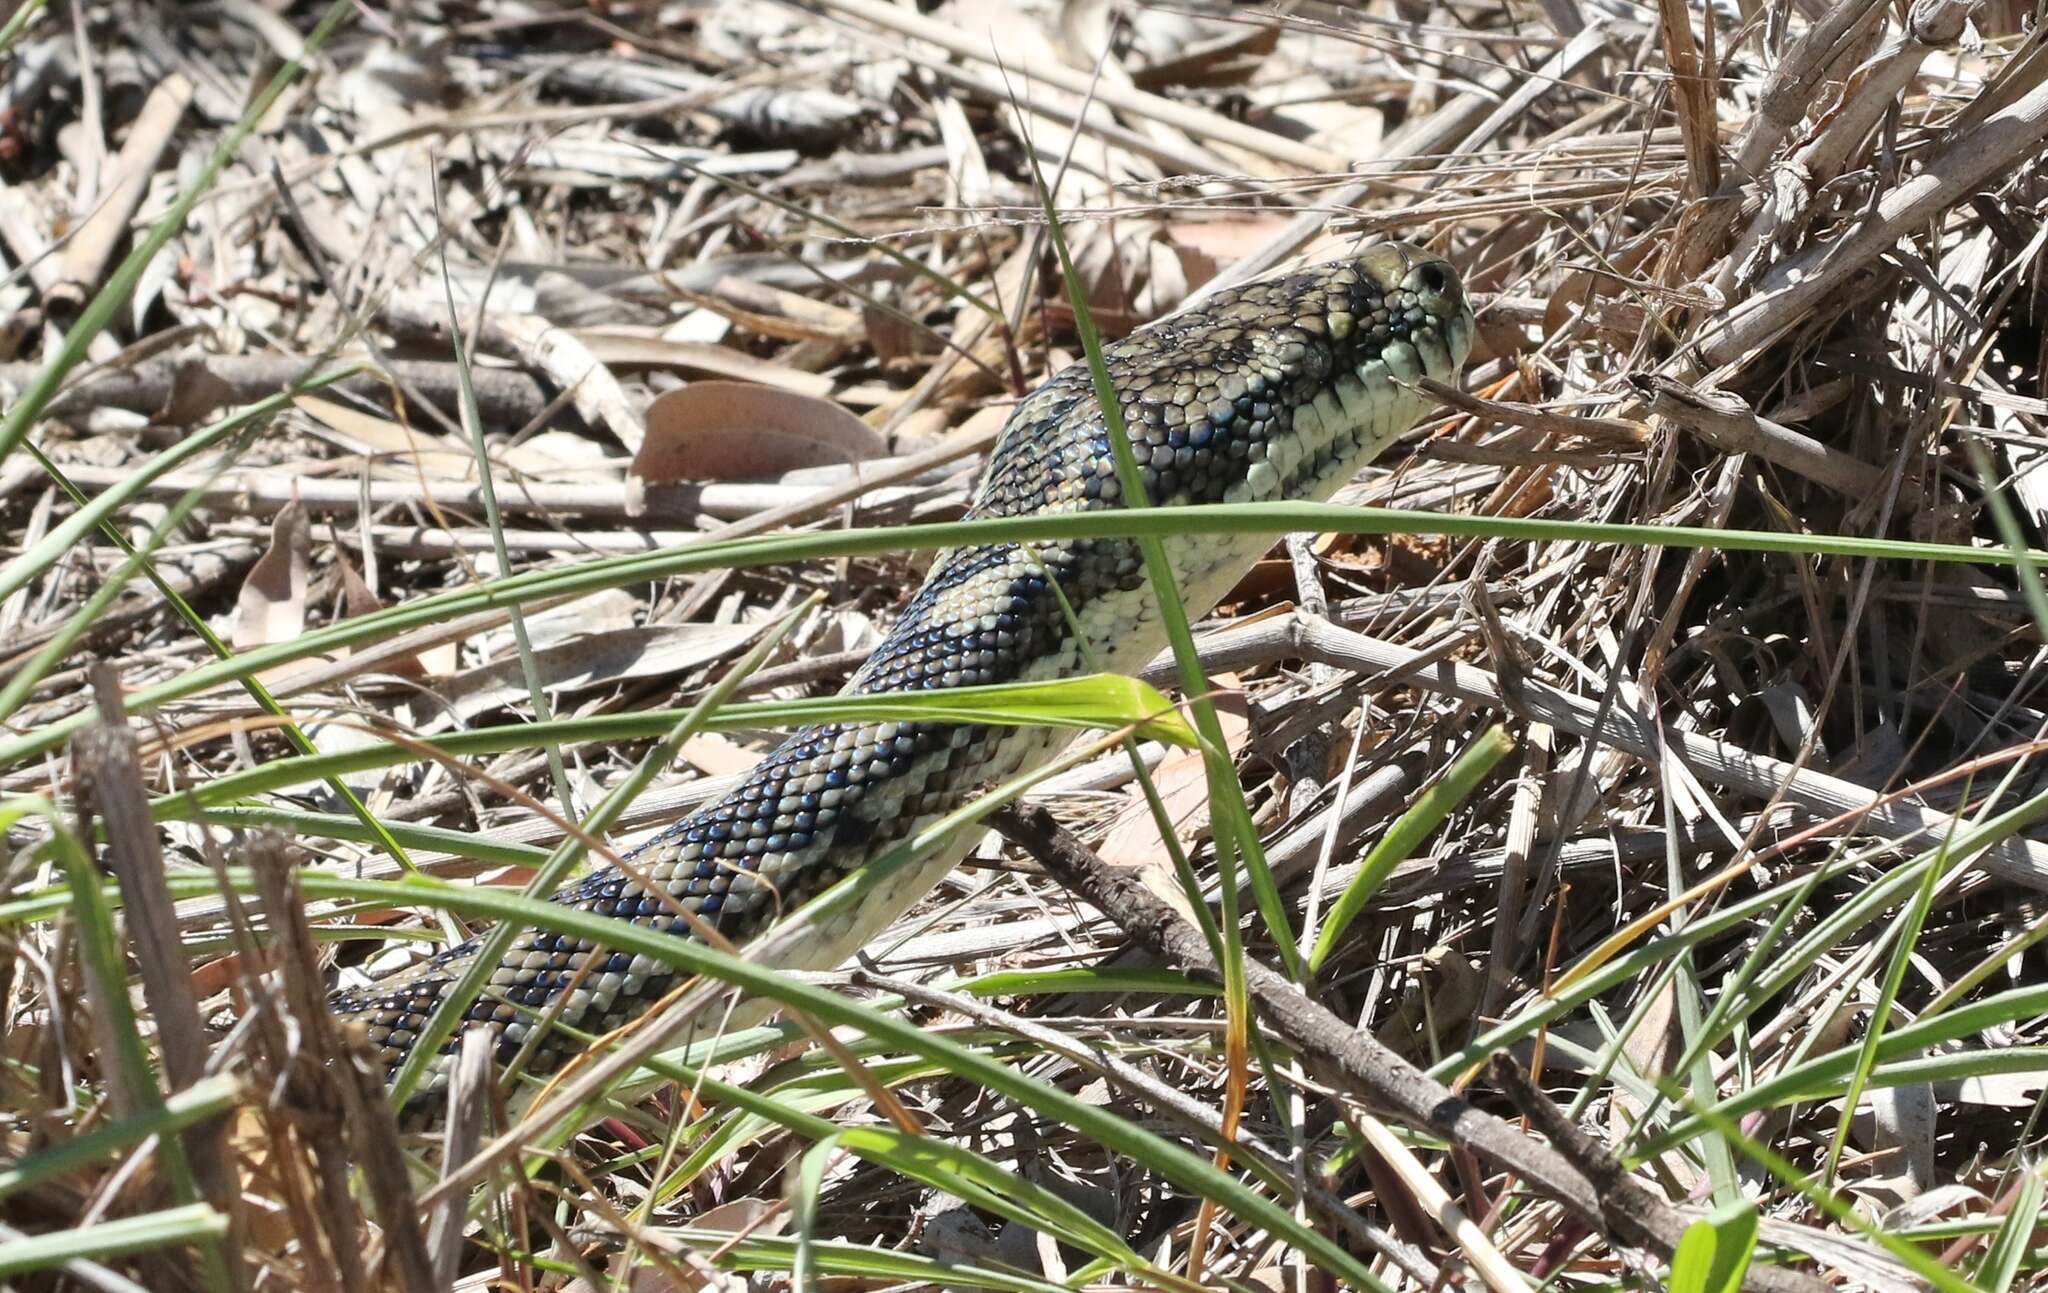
[2,0,2047,1290]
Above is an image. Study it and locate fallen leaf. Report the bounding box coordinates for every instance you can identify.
[571,330,836,398]
[234,499,311,650]
[1166,215,1293,268]
[634,380,885,485]
[189,953,243,1000]
[433,622,763,725]
[1609,975,1694,1187]
[864,299,936,371]
[691,1197,788,1238]
[1621,975,1682,1082]
[475,866,539,888]
[670,275,864,344]
[157,359,235,426]
[1373,946,1482,1063]
[497,429,627,484]
[1137,19,1278,88]
[297,394,473,479]
[332,551,384,622]
[331,553,443,680]
[679,731,764,777]
[481,590,640,657]
[1098,686,1247,870]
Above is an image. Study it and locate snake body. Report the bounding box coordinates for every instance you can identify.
[331,242,1474,1106]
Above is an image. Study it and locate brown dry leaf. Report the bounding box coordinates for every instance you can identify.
[485,590,641,657]
[474,865,540,888]
[1848,1176,1929,1220]
[1179,219,1286,297]
[572,330,837,398]
[188,952,243,1000]
[1621,975,1682,1081]
[333,552,453,681]
[434,623,763,725]
[497,429,625,485]
[671,275,864,344]
[679,731,764,777]
[1051,221,1199,335]
[634,381,885,485]
[157,358,234,426]
[296,393,474,479]
[233,499,311,651]
[1166,216,1295,266]
[1132,18,1278,89]
[1608,975,1690,1181]
[332,551,383,622]
[1098,687,1248,869]
[233,1106,300,1252]
[1372,946,1482,1063]
[864,299,937,372]
[691,1197,789,1238]
[417,639,461,678]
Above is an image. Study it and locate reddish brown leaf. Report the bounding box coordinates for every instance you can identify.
[233,498,311,650]
[634,380,885,485]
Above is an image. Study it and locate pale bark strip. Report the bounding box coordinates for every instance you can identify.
[1700,68,2048,368]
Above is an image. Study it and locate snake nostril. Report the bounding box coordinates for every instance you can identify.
[1416,262,1449,295]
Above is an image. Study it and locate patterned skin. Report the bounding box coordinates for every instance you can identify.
[330,242,1475,1112]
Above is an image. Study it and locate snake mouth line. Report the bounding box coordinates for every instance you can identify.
[1242,247,1474,504]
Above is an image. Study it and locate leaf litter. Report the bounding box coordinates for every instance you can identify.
[1,1,2046,1290]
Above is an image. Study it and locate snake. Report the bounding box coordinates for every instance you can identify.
[329,241,1475,1111]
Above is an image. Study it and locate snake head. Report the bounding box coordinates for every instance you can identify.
[1351,240,1476,380]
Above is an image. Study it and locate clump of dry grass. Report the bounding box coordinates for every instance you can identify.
[2,1,2047,1290]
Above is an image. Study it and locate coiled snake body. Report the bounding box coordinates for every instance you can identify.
[331,242,1474,1107]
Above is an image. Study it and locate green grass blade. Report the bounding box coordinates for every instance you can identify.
[1634,985,2048,1158]
[0,1203,228,1279]
[0,0,49,55]
[3,501,2037,774]
[792,1133,839,1293]
[837,1125,1140,1265]
[18,438,427,888]
[1679,1088,1979,1293]
[1668,1199,1758,1293]
[1822,810,1954,1185]
[44,816,229,1293]
[434,210,574,818]
[1973,1166,2044,1292]
[0,1074,243,1203]
[1028,166,1303,994]
[1310,724,1513,974]
[1434,784,2048,1088]
[387,593,822,1106]
[188,807,550,868]
[289,870,1391,1289]
[159,675,1197,814]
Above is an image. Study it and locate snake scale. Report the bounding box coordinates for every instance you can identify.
[330,241,1475,1109]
